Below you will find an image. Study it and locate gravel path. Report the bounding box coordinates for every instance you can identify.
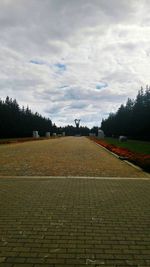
[0,136,149,177]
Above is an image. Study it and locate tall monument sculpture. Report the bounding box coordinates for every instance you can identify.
[74,119,81,136]
[74,119,80,128]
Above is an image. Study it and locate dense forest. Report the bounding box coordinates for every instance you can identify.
[0,96,53,138]
[0,97,90,138]
[1,86,149,139]
[101,86,150,140]
[60,125,90,136]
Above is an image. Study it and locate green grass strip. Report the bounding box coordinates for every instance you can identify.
[105,138,150,155]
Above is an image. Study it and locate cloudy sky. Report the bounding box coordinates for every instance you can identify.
[0,0,150,127]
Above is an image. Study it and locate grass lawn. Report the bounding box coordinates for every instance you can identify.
[105,138,150,155]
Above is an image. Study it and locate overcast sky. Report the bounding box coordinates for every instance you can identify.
[0,0,150,127]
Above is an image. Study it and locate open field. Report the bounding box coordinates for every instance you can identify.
[0,136,149,177]
[105,138,150,155]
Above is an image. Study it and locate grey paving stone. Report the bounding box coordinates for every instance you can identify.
[0,177,150,266]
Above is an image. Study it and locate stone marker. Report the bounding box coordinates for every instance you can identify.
[45,132,50,137]
[53,133,57,137]
[119,136,127,142]
[62,132,65,136]
[33,131,39,138]
[98,129,104,139]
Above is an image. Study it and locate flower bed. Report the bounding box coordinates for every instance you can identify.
[89,137,150,172]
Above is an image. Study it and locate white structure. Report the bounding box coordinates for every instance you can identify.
[45,132,50,137]
[33,131,39,138]
[98,129,104,139]
[53,133,57,137]
[62,132,65,136]
[119,136,127,142]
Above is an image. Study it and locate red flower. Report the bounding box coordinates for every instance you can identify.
[88,137,150,172]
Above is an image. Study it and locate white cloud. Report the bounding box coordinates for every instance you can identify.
[0,0,150,127]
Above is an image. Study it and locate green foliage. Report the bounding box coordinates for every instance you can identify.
[106,138,150,155]
[0,96,53,138]
[90,126,99,135]
[58,125,90,136]
[0,96,91,138]
[101,86,150,140]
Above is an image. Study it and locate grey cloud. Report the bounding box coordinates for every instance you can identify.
[0,78,41,91]
[103,70,139,84]
[61,86,127,103]
[120,42,139,51]
[0,0,144,56]
[44,103,63,115]
[68,101,88,109]
[0,0,150,127]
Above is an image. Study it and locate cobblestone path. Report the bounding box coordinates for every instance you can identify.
[0,137,149,177]
[0,177,150,267]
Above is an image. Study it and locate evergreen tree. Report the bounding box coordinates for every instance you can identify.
[101,86,150,140]
[0,97,53,138]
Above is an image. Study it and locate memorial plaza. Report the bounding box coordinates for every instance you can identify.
[0,137,150,267]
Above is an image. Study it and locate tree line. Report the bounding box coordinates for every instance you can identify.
[101,86,150,140]
[59,125,90,136]
[0,96,90,138]
[0,96,53,138]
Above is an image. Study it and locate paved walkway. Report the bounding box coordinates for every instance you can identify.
[0,177,150,267]
[0,137,149,177]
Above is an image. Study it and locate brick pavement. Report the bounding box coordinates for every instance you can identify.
[0,137,149,177]
[0,177,150,267]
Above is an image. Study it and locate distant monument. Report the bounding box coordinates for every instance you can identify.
[74,119,80,128]
[74,119,81,136]
[98,129,104,139]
